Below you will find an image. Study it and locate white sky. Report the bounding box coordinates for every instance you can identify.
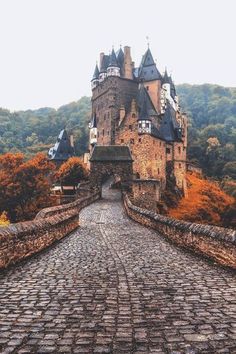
[0,0,235,111]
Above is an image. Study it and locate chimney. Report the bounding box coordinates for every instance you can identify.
[124,46,133,80]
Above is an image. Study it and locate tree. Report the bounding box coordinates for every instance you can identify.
[0,152,55,222]
[0,212,10,227]
[55,157,88,187]
[168,172,234,227]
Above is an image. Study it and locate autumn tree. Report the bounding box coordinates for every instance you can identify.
[0,152,55,222]
[55,157,88,187]
[0,212,10,227]
[168,172,234,227]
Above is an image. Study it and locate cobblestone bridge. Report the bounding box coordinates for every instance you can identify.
[0,184,236,354]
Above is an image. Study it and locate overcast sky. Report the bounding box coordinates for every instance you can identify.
[0,0,235,111]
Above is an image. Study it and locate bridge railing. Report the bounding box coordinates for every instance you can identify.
[0,189,100,270]
[123,193,236,269]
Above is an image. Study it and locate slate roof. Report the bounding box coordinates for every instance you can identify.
[116,48,124,69]
[167,75,177,99]
[108,49,118,67]
[100,55,110,73]
[90,114,97,128]
[92,64,100,80]
[162,68,171,84]
[137,84,158,120]
[138,48,162,81]
[159,103,182,142]
[48,129,75,161]
[90,145,133,162]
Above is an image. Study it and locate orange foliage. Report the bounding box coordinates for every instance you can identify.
[0,152,55,222]
[55,157,88,186]
[168,172,234,227]
[0,211,10,227]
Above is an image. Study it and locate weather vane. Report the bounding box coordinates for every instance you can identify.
[146,36,150,48]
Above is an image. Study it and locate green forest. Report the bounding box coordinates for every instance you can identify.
[0,84,235,189]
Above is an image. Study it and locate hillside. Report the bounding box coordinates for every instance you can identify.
[0,84,235,185]
[177,84,236,179]
[0,97,91,158]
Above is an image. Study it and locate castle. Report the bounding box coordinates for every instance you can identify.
[89,45,188,204]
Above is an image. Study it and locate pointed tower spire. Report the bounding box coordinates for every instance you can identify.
[138,47,162,82]
[107,47,120,77]
[92,63,100,80]
[91,63,100,89]
[162,67,170,84]
[108,48,118,67]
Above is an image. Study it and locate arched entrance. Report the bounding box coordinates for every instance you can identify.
[89,145,133,193]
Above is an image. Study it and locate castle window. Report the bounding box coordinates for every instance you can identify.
[158,168,160,175]
[178,147,181,154]
[159,142,162,147]
[139,138,142,143]
[129,125,132,131]
[121,139,124,143]
[132,113,136,118]
[160,155,162,160]
[102,129,104,137]
[146,86,149,91]
[179,163,182,168]
[107,131,110,136]
[145,122,150,128]
[130,139,134,144]
[166,148,171,154]
[153,184,156,190]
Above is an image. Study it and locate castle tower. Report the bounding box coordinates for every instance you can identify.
[138,48,162,113]
[89,114,98,151]
[48,129,75,165]
[107,49,120,77]
[91,64,100,89]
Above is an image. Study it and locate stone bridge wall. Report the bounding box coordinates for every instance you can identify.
[0,191,100,270]
[123,193,236,269]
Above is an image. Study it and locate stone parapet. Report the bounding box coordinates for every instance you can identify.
[123,193,236,268]
[0,191,100,269]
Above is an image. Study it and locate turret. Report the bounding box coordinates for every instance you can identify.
[138,84,152,134]
[89,114,97,147]
[91,63,100,89]
[161,69,178,112]
[99,52,108,82]
[107,48,120,77]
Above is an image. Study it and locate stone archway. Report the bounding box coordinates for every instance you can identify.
[89,146,133,190]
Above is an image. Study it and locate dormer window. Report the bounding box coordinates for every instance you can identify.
[138,120,151,134]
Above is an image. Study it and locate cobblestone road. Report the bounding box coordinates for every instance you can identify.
[0,185,236,354]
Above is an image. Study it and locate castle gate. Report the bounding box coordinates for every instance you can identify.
[89,145,133,189]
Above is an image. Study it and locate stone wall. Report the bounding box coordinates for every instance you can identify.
[117,113,166,184]
[123,193,236,269]
[0,191,100,270]
[90,161,133,188]
[131,180,161,212]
